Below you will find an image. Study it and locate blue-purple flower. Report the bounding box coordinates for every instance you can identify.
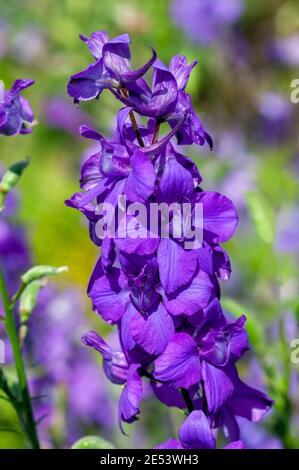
[0,79,35,136]
[68,31,156,102]
[67,31,273,447]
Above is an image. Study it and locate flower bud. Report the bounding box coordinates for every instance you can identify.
[21,265,68,285]
[0,160,29,212]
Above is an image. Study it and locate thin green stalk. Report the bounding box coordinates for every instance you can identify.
[0,267,40,449]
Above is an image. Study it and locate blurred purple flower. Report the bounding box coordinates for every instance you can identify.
[171,0,244,45]
[275,206,299,254]
[12,27,46,64]
[271,35,299,67]
[257,92,292,143]
[0,19,10,58]
[238,419,283,449]
[43,96,92,137]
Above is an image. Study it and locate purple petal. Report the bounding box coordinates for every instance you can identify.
[80,152,102,190]
[115,236,160,256]
[101,237,116,271]
[78,178,111,207]
[131,303,174,355]
[67,60,105,101]
[202,362,234,414]
[164,268,214,316]
[156,152,194,203]
[117,107,134,140]
[0,108,6,127]
[79,30,109,59]
[122,48,157,83]
[124,150,156,203]
[9,78,35,98]
[88,266,130,322]
[179,411,215,449]
[169,55,197,91]
[151,383,186,408]
[119,303,138,352]
[81,330,128,384]
[103,34,131,80]
[154,333,201,389]
[213,245,231,279]
[199,315,247,367]
[118,364,142,432]
[224,441,245,449]
[100,142,130,177]
[157,239,197,294]
[114,60,178,118]
[19,96,34,122]
[169,92,212,148]
[188,297,224,329]
[229,320,249,363]
[80,124,105,141]
[226,375,274,422]
[155,439,182,449]
[217,407,240,442]
[197,191,239,243]
[149,60,178,118]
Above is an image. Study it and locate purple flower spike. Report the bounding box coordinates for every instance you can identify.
[67,31,273,450]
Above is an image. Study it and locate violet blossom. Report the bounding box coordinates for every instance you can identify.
[0,79,35,136]
[67,30,273,449]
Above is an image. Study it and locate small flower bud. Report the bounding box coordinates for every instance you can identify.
[0,160,29,212]
[21,265,68,285]
[19,279,46,320]
[0,160,29,194]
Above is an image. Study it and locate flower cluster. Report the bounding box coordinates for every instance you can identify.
[0,79,35,136]
[67,31,273,448]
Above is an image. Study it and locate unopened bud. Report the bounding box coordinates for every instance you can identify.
[21,265,68,285]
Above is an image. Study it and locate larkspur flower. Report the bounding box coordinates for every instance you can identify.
[0,79,35,136]
[68,31,156,103]
[67,32,273,446]
[113,56,213,148]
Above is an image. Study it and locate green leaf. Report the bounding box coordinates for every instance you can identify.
[222,297,263,349]
[71,436,115,449]
[246,191,275,244]
[21,265,68,285]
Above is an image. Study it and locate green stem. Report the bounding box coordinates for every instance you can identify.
[0,267,40,449]
[152,119,161,145]
[181,388,194,414]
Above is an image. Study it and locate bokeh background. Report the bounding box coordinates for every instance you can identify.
[1,0,299,449]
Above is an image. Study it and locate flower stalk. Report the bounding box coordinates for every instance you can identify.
[0,265,40,449]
